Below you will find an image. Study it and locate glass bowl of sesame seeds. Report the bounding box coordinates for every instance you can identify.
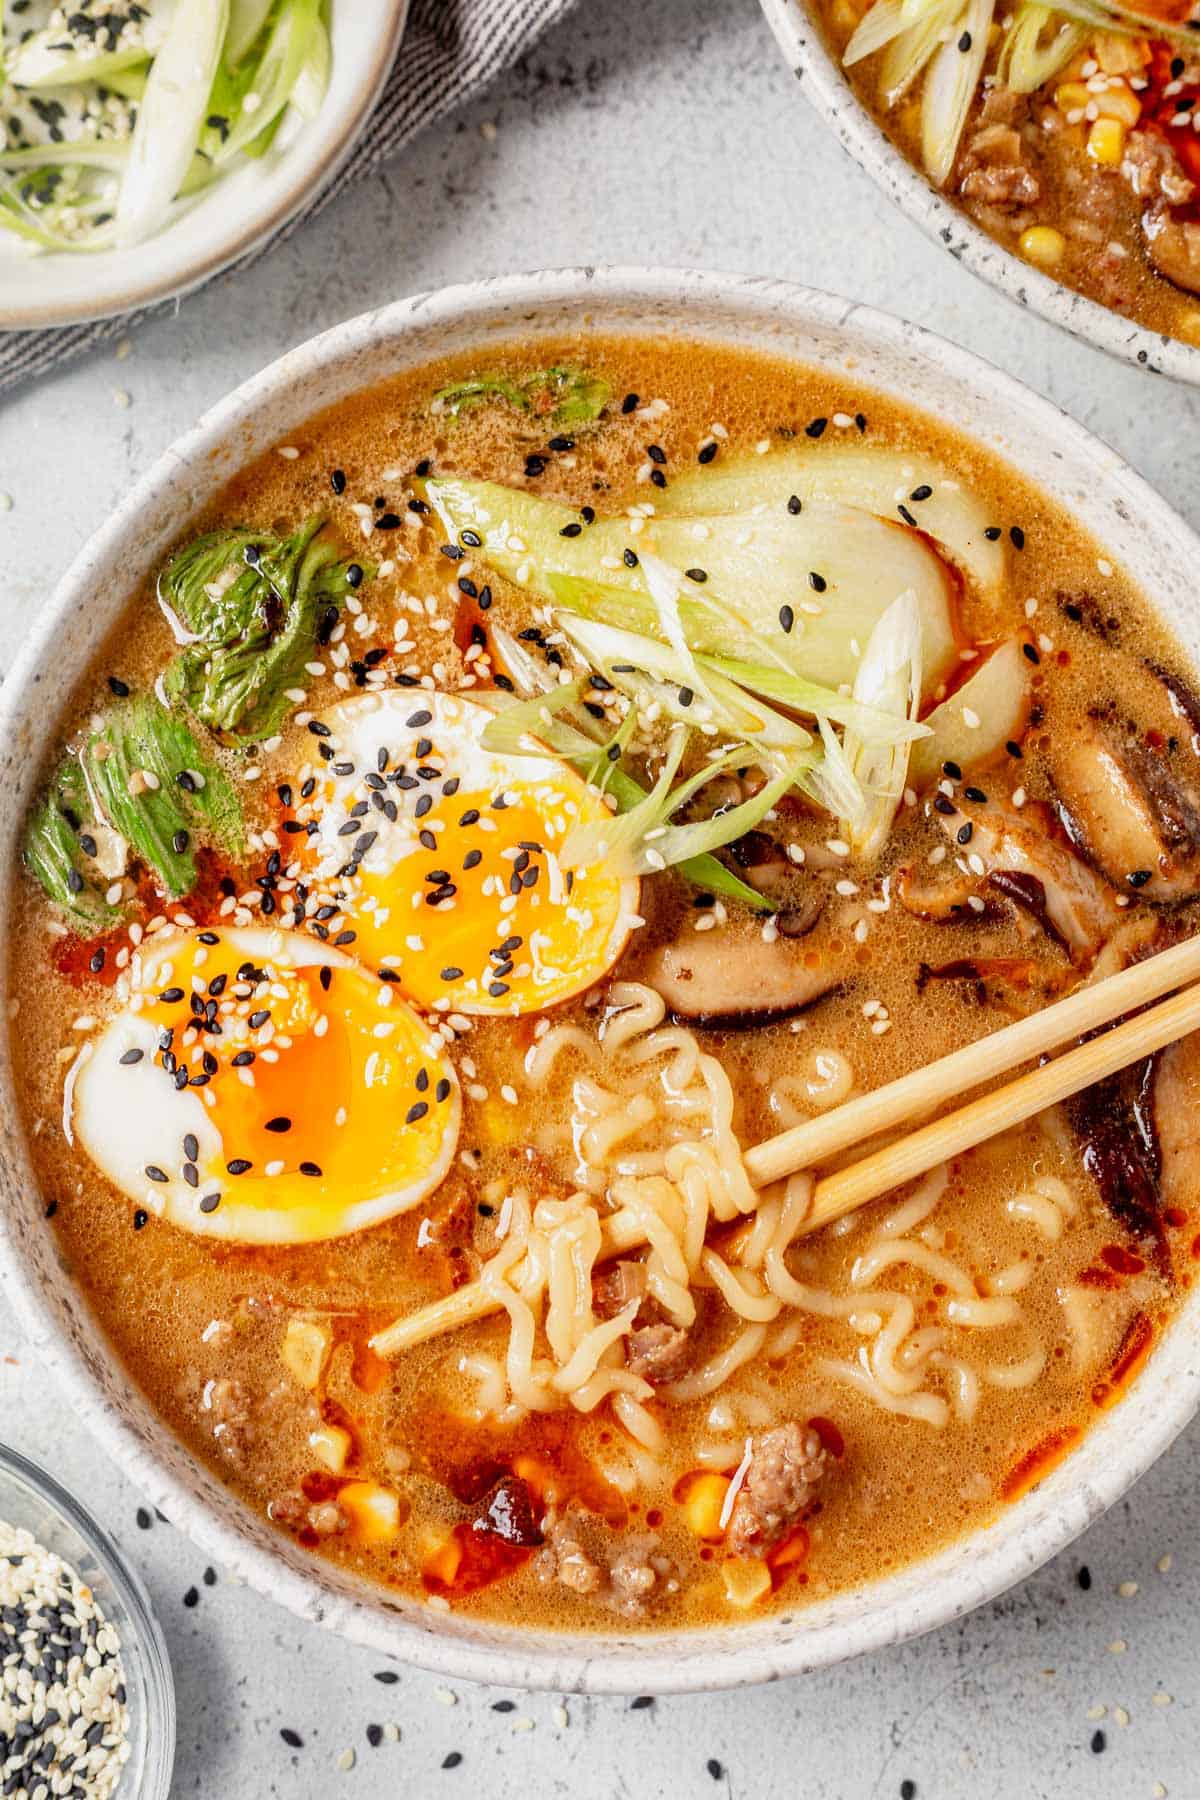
[0,1443,174,1800]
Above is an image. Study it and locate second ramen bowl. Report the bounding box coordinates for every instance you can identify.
[1,267,1199,1692]
[757,0,1200,385]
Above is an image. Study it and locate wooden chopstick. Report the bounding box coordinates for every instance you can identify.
[802,977,1200,1231]
[743,931,1200,1188]
[371,934,1200,1359]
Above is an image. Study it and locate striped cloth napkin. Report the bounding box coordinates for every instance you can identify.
[0,0,575,398]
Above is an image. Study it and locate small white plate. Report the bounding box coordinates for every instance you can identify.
[0,2,408,330]
[758,0,1200,385]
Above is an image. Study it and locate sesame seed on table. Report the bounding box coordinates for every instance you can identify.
[2,0,1200,1797]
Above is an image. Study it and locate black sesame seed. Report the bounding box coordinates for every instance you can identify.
[1077,1565,1092,1590]
[463,849,482,869]
[650,468,667,489]
[630,1695,654,1710]
[144,1165,167,1183]
[183,1133,198,1161]
[107,675,130,696]
[900,1784,917,1800]
[910,484,933,502]
[1010,525,1026,550]
[1090,1730,1106,1754]
[119,1048,143,1066]
[621,392,639,414]
[406,710,433,729]
[958,27,971,46]
[136,1507,152,1529]
[779,604,795,634]
[548,435,575,453]
[374,1669,400,1684]
[963,786,986,803]
[442,1752,463,1769]
[984,526,1002,541]
[1127,869,1153,888]
[280,1729,303,1749]
[133,1209,148,1231]
[183,1586,199,1608]
[898,504,918,528]
[199,1193,221,1214]
[942,760,962,780]
[89,949,105,973]
[436,1078,451,1103]
[346,563,364,589]
[707,1761,723,1780]
[407,1102,429,1124]
[808,571,827,593]
[299,1163,322,1178]
[623,547,639,568]
[787,494,802,515]
[524,455,546,478]
[698,441,718,464]
[441,967,464,981]
[366,1724,383,1748]
[559,521,583,538]
[376,512,402,530]
[227,1160,252,1175]
[933,794,956,816]
[956,823,973,845]
[330,469,346,494]
[1023,643,1040,664]
[265,1117,291,1133]
[805,417,827,438]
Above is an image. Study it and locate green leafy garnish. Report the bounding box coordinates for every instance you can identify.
[432,365,611,428]
[23,694,245,919]
[160,516,365,745]
[23,758,117,928]
[82,695,244,897]
[478,667,775,912]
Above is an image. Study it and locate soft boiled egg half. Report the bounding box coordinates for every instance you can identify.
[67,926,460,1244]
[286,691,640,1014]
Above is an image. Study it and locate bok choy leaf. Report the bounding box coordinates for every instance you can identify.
[23,693,245,919]
[432,365,611,428]
[81,694,244,897]
[160,516,365,745]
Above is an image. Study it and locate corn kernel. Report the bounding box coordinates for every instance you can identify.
[1087,117,1126,164]
[1019,226,1067,269]
[280,1316,330,1390]
[1055,81,1090,113]
[721,1559,772,1609]
[1092,83,1141,126]
[308,1423,351,1474]
[682,1473,731,1541]
[340,1481,406,1543]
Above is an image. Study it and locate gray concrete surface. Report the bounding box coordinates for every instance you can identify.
[2,1,1200,1795]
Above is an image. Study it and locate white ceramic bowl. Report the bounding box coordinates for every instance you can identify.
[0,2,408,329]
[1,267,1199,1694]
[757,0,1200,385]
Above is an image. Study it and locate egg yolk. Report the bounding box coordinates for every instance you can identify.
[87,928,460,1243]
[288,693,639,1016]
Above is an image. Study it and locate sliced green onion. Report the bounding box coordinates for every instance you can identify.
[558,612,813,750]
[880,0,963,105]
[478,685,776,911]
[997,2,1087,89]
[921,0,995,188]
[226,0,276,63]
[838,590,922,863]
[116,0,229,248]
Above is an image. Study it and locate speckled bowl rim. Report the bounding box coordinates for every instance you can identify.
[0,2,408,331]
[757,0,1200,385]
[2,266,1199,1695]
